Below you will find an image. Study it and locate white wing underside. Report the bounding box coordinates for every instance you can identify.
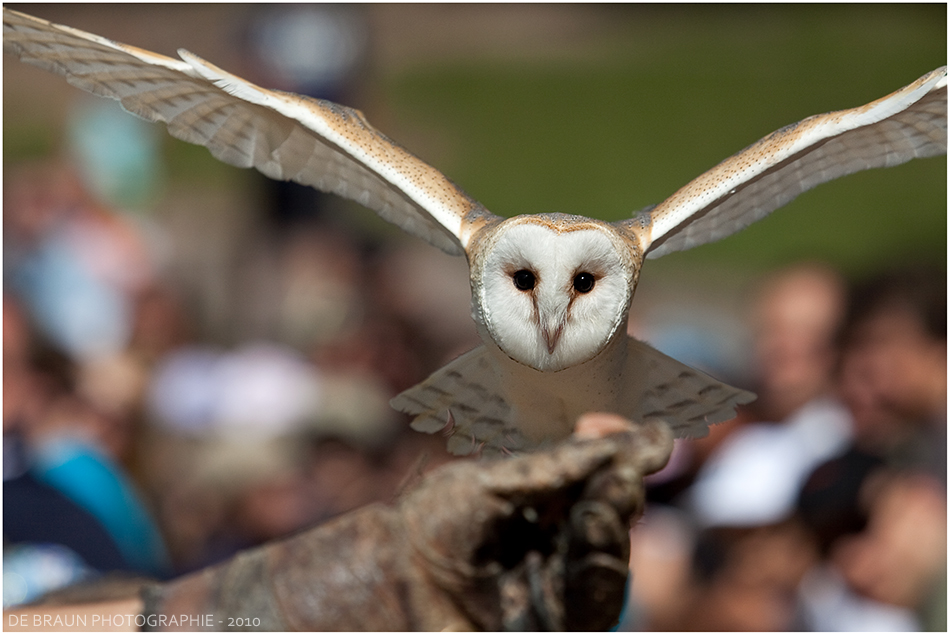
[2,8,498,256]
[641,66,947,258]
[392,339,755,457]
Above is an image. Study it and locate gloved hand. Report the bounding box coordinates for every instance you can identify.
[143,418,673,631]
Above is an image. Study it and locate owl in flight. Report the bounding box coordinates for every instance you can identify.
[5,9,947,456]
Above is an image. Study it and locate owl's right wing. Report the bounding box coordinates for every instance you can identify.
[3,8,500,256]
[627,66,946,259]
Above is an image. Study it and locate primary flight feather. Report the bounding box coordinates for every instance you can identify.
[5,8,946,455]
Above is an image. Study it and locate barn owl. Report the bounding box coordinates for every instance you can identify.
[5,9,947,456]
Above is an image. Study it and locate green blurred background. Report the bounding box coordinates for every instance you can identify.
[5,3,946,284]
[385,4,947,278]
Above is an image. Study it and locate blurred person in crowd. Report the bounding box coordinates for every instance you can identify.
[3,116,172,602]
[3,297,168,607]
[686,263,852,521]
[624,262,852,631]
[796,461,944,631]
[367,242,480,390]
[3,104,165,420]
[745,262,848,422]
[272,226,367,352]
[4,298,125,592]
[23,390,171,578]
[238,3,368,233]
[4,156,156,366]
[3,154,158,471]
[3,160,111,272]
[839,267,946,475]
[795,265,947,631]
[642,264,850,503]
[228,5,372,343]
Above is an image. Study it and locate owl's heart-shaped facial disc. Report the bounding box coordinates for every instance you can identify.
[474,217,637,372]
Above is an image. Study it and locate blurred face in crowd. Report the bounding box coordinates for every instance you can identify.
[832,473,947,609]
[845,303,947,424]
[831,285,948,614]
[750,265,845,419]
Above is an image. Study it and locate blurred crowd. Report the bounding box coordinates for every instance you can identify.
[2,143,466,598]
[3,5,946,631]
[6,153,945,632]
[623,263,947,631]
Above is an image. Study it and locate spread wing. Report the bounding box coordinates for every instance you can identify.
[393,339,755,457]
[628,66,947,258]
[3,8,500,256]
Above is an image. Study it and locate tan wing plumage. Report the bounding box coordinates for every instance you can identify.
[2,8,499,256]
[392,339,755,456]
[390,346,529,457]
[631,66,947,258]
[625,339,755,439]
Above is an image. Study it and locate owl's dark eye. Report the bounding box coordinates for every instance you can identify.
[573,272,595,293]
[513,269,536,291]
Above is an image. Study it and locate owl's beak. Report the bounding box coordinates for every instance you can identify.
[541,317,564,354]
[537,292,568,355]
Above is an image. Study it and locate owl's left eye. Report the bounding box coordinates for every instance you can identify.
[573,272,596,293]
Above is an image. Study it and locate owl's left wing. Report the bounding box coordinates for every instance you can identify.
[628,66,947,259]
[3,8,500,257]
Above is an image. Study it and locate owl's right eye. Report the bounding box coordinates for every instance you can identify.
[513,269,536,291]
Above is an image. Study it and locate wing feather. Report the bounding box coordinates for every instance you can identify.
[3,8,500,256]
[638,66,947,258]
[392,339,756,456]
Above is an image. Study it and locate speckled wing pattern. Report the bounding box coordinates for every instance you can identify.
[2,8,498,256]
[625,339,755,439]
[392,339,755,457]
[390,346,526,457]
[637,66,947,258]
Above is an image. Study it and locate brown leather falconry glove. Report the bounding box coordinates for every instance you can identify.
[143,419,672,631]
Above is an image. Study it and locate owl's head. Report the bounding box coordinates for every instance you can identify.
[471,215,643,372]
